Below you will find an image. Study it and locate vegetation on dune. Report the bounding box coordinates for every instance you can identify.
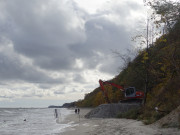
[75,0,180,124]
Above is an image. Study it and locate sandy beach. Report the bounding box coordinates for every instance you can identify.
[58,108,180,135]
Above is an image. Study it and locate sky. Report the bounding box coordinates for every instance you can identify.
[0,0,147,107]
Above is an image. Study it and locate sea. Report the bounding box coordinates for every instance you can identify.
[0,108,74,135]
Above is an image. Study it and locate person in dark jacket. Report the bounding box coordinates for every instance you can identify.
[77,108,80,114]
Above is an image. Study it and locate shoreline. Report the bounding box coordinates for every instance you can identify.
[58,108,180,135]
[57,108,99,135]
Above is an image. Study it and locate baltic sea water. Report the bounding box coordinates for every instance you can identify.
[0,108,74,135]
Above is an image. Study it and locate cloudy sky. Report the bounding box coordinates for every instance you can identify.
[0,0,147,107]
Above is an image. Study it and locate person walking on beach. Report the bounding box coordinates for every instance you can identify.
[77,108,80,114]
[75,108,77,114]
[54,109,58,118]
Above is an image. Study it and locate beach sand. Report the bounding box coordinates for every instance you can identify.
[59,108,180,135]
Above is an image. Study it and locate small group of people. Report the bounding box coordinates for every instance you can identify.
[75,108,80,114]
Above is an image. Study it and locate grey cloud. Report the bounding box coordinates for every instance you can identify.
[69,17,131,74]
[1,0,141,75]
[111,1,143,17]
[0,95,13,99]
[54,91,65,95]
[1,0,85,71]
[0,51,64,85]
[22,93,43,98]
[69,88,79,93]
[0,0,145,101]
[73,74,85,83]
[1,0,138,74]
[38,84,53,89]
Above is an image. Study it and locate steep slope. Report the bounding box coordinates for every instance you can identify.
[153,105,180,128]
[75,20,180,123]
